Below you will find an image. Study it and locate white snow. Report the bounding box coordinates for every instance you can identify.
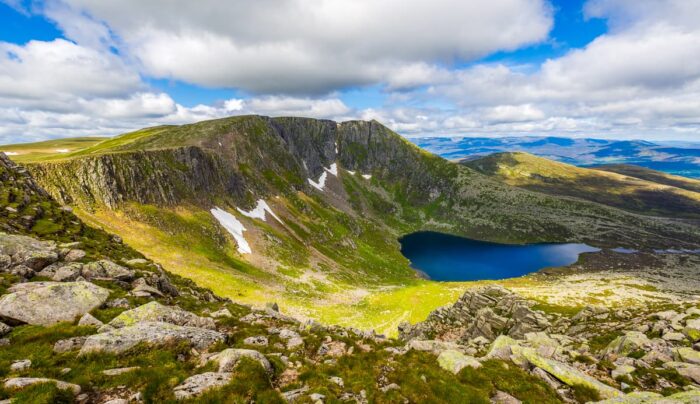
[335,142,338,153]
[346,170,356,175]
[210,207,251,254]
[325,163,338,176]
[362,174,372,179]
[55,149,70,153]
[3,151,18,156]
[237,199,283,224]
[308,171,328,191]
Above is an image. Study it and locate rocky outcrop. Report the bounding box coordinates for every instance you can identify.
[206,348,273,374]
[0,281,109,326]
[399,286,550,343]
[4,377,81,395]
[80,321,224,355]
[173,372,232,400]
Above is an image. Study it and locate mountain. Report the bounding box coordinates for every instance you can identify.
[7,116,700,336]
[462,152,700,220]
[412,136,700,178]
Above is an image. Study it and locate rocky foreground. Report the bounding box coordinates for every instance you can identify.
[2,232,700,403]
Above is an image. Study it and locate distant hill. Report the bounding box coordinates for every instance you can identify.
[595,164,700,194]
[412,136,700,179]
[463,152,700,220]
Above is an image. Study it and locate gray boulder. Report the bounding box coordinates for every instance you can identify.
[0,233,58,270]
[80,321,224,355]
[0,281,110,326]
[4,377,81,395]
[0,321,11,337]
[54,336,88,353]
[207,348,273,374]
[100,301,216,331]
[173,372,232,400]
[82,260,134,281]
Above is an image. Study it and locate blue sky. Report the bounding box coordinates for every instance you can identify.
[1,0,699,142]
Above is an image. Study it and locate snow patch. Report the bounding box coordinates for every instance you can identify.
[55,149,70,153]
[308,171,328,191]
[237,199,283,224]
[2,151,18,156]
[210,207,251,254]
[325,163,338,176]
[362,174,372,180]
[335,142,338,154]
[346,170,356,175]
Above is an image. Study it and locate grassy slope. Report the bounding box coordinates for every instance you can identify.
[0,137,108,163]
[463,152,700,219]
[10,117,700,335]
[594,164,700,194]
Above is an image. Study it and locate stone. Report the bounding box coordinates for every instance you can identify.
[173,372,232,400]
[683,318,700,342]
[81,260,134,281]
[491,391,522,404]
[244,335,268,346]
[407,339,465,355]
[207,348,273,374]
[611,365,635,380]
[282,386,309,402]
[437,350,482,374]
[125,258,149,266]
[80,321,225,355]
[486,335,521,360]
[318,341,347,357]
[266,302,279,312]
[0,321,11,337]
[287,337,304,349]
[78,313,104,327]
[131,278,164,298]
[102,367,140,376]
[63,249,86,262]
[210,308,232,318]
[9,265,34,278]
[101,301,216,331]
[51,263,83,282]
[279,328,301,340]
[675,347,700,365]
[10,359,31,372]
[663,362,700,384]
[329,376,344,387]
[662,332,686,342]
[4,377,81,395]
[520,348,623,399]
[0,281,110,326]
[0,234,59,270]
[54,336,88,353]
[309,393,326,401]
[604,331,651,356]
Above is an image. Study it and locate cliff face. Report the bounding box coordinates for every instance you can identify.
[26,146,241,209]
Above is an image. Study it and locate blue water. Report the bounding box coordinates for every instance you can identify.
[399,231,600,281]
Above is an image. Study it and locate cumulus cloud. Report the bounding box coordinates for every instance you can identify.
[47,0,552,94]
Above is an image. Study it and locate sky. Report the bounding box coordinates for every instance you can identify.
[1,0,700,143]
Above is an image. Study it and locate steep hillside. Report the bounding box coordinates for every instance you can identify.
[463,152,700,220]
[595,164,700,194]
[11,116,700,334]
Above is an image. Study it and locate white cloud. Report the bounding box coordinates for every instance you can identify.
[49,0,552,94]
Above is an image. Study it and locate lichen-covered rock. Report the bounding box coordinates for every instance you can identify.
[0,281,109,326]
[52,263,83,282]
[0,321,11,337]
[78,313,104,327]
[593,390,700,403]
[244,335,268,346]
[486,335,521,360]
[82,260,134,281]
[80,321,224,355]
[63,249,86,262]
[4,377,81,395]
[674,347,700,365]
[206,348,273,374]
[663,362,700,384]
[604,331,651,356]
[317,341,347,357]
[437,350,481,374]
[683,319,700,342]
[0,233,58,270]
[100,301,215,331]
[54,336,88,353]
[173,372,232,400]
[520,348,622,399]
[407,339,467,355]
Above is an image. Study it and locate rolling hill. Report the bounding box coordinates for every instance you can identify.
[462,152,700,220]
